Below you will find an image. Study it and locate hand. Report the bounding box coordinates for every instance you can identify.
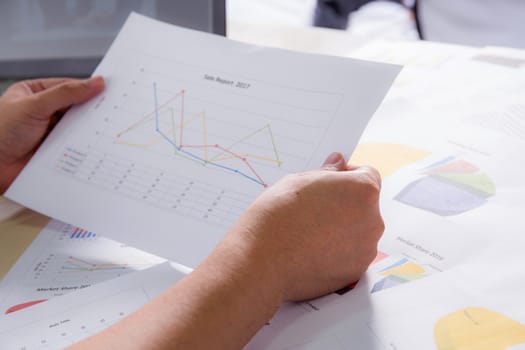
[70,152,384,350]
[0,77,105,193]
[222,152,384,302]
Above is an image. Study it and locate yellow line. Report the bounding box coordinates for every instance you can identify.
[115,141,152,148]
[212,154,281,165]
[174,151,206,166]
[116,111,203,149]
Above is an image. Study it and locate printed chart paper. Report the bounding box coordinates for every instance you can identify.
[0,219,166,315]
[6,13,400,267]
[0,263,186,349]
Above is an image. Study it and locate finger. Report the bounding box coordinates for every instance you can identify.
[3,78,75,99]
[24,78,78,93]
[29,76,105,118]
[321,152,347,171]
[350,165,382,188]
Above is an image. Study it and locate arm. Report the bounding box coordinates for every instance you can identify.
[71,153,384,350]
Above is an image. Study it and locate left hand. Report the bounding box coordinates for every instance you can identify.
[0,77,105,193]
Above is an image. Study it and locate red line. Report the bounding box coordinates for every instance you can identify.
[174,89,267,186]
[243,158,266,186]
[241,158,266,185]
[179,90,185,147]
[69,256,96,267]
[180,143,266,185]
[121,85,269,186]
[215,146,266,185]
[216,145,243,159]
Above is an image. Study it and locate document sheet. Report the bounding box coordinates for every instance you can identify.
[0,263,186,349]
[5,13,400,267]
[0,220,166,316]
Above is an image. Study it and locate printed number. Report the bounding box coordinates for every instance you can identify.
[235,82,250,89]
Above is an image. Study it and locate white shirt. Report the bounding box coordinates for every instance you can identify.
[418,0,525,48]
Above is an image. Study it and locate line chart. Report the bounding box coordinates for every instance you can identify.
[62,256,130,272]
[30,252,160,285]
[6,12,399,269]
[115,82,282,187]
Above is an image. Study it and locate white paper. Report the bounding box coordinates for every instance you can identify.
[0,219,166,316]
[368,250,525,350]
[0,263,186,349]
[5,13,400,267]
[245,40,525,349]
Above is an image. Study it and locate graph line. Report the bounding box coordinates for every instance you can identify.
[62,256,129,272]
[116,82,283,187]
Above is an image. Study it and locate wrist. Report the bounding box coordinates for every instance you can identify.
[162,225,285,349]
[206,225,286,313]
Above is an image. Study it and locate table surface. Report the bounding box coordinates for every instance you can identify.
[0,198,48,279]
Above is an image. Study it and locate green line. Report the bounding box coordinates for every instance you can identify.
[209,125,270,162]
[266,124,281,167]
[168,107,203,166]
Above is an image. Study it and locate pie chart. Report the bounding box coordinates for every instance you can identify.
[394,157,496,216]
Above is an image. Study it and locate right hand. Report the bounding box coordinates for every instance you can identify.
[69,152,384,350]
[218,152,384,302]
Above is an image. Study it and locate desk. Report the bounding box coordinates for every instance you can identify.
[0,198,48,279]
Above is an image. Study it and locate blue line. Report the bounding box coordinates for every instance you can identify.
[157,129,264,185]
[153,82,159,131]
[153,82,264,186]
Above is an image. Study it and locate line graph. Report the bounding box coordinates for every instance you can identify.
[5,12,400,269]
[115,82,282,187]
[62,256,130,272]
[30,252,159,285]
[51,66,342,231]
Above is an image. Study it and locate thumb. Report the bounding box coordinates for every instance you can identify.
[321,152,347,171]
[30,76,105,118]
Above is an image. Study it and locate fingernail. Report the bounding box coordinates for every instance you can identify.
[86,76,105,90]
[323,152,344,165]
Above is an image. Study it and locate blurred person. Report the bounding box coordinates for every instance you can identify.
[314,0,525,48]
[313,0,403,30]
